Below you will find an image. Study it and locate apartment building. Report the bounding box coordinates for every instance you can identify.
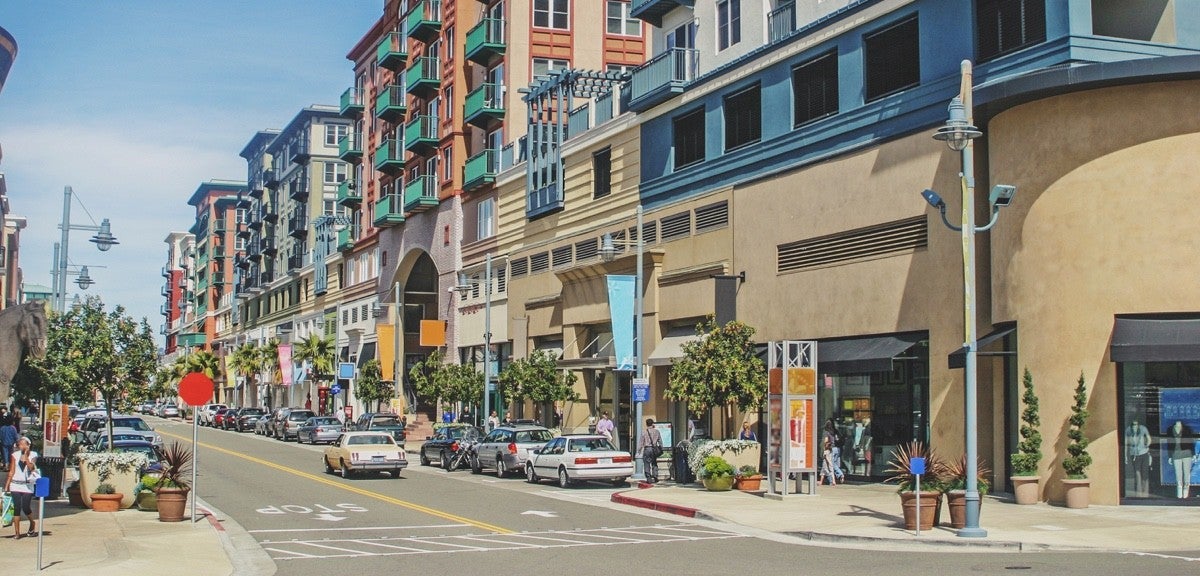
[0,28,21,310]
[161,231,196,361]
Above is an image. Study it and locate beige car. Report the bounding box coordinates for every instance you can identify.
[323,431,408,479]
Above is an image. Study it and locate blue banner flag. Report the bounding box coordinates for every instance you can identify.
[607,275,637,371]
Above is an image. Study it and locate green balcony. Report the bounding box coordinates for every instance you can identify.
[373,193,405,227]
[338,133,363,162]
[337,224,359,252]
[463,148,498,191]
[403,115,438,153]
[404,174,439,213]
[465,83,505,128]
[405,0,443,44]
[375,31,408,71]
[337,179,361,207]
[465,18,505,66]
[340,87,364,117]
[405,56,440,97]
[374,84,408,122]
[374,138,405,174]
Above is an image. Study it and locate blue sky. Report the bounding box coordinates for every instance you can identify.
[0,1,379,340]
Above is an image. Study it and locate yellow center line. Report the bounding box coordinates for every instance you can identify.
[159,429,513,534]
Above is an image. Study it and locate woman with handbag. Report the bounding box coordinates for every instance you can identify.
[4,436,38,538]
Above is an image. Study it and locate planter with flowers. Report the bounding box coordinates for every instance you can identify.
[698,456,736,492]
[734,465,763,491]
[886,441,947,531]
[90,483,123,512]
[76,451,148,509]
[687,440,761,482]
[945,455,991,528]
[154,442,193,522]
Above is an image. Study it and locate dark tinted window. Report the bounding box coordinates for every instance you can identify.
[792,50,838,126]
[673,108,706,169]
[592,147,612,199]
[864,15,920,102]
[723,84,761,151]
[975,0,1046,62]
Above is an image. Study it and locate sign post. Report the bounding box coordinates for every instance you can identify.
[35,477,49,571]
[911,456,926,536]
[179,372,215,524]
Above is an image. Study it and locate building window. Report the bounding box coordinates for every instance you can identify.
[324,162,348,184]
[592,147,612,199]
[606,1,640,36]
[235,237,246,251]
[476,197,495,241]
[325,124,348,147]
[716,0,741,51]
[443,147,453,181]
[792,50,839,127]
[975,0,1046,62]
[532,57,570,80]
[723,84,761,151]
[673,108,706,170]
[443,86,453,121]
[533,0,570,30]
[444,25,454,60]
[864,15,920,102]
[1119,360,1200,504]
[236,208,248,224]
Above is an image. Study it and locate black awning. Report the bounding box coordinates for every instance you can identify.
[819,333,923,374]
[1111,317,1200,362]
[948,325,1017,369]
[358,342,377,367]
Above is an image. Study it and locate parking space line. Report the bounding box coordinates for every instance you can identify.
[264,547,321,559]
[456,535,543,548]
[294,541,380,556]
[606,527,702,540]
[353,540,429,553]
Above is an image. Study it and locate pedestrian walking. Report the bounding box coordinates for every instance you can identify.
[486,410,500,432]
[818,436,838,486]
[638,418,663,483]
[823,419,845,483]
[4,436,38,538]
[738,422,757,441]
[0,407,16,471]
[595,411,614,442]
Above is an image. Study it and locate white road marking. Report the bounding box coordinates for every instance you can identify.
[520,510,558,518]
[1121,551,1200,562]
[264,547,321,559]
[250,523,469,534]
[312,513,347,521]
[294,541,380,555]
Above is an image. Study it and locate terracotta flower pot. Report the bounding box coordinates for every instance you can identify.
[899,491,940,531]
[702,475,735,492]
[90,493,124,513]
[945,490,983,529]
[1011,475,1040,505]
[67,485,85,508]
[156,487,189,522]
[1063,478,1090,509]
[735,474,763,491]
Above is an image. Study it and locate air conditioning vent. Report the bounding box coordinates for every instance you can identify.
[641,220,658,245]
[510,258,529,278]
[552,246,573,268]
[660,211,691,241]
[777,216,927,273]
[529,251,550,274]
[694,201,729,233]
[575,238,598,262]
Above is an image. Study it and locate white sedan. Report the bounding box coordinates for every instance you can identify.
[323,431,408,479]
[525,435,634,488]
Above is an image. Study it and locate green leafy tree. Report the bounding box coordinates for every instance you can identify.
[409,350,484,408]
[41,296,157,449]
[1010,368,1042,476]
[185,350,222,403]
[354,359,393,411]
[1063,372,1092,479]
[10,358,52,407]
[259,339,282,408]
[665,318,767,413]
[498,349,578,424]
[228,343,262,401]
[295,334,335,384]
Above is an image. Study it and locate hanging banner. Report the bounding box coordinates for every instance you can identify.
[278,344,294,386]
[606,274,636,371]
[42,404,69,458]
[378,323,396,382]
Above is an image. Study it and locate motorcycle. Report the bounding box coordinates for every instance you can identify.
[444,437,478,472]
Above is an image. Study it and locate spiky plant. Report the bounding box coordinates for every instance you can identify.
[156,441,194,491]
[886,441,948,492]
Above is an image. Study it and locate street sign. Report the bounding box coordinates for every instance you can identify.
[338,362,356,380]
[330,384,342,396]
[179,372,214,406]
[632,378,650,403]
[910,457,926,475]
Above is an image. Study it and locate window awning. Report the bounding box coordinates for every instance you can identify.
[819,333,923,374]
[357,342,377,367]
[948,325,1016,369]
[647,327,704,367]
[1111,317,1200,362]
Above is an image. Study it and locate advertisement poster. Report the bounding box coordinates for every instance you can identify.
[43,404,69,458]
[788,367,816,395]
[768,397,783,470]
[606,275,637,371]
[1159,388,1200,485]
[788,398,814,470]
[278,343,294,386]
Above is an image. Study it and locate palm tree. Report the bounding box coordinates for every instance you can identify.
[229,343,262,407]
[259,339,282,410]
[295,334,335,382]
[186,350,221,379]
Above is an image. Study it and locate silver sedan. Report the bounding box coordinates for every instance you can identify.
[297,417,344,444]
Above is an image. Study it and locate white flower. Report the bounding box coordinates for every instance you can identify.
[78,451,150,483]
[687,439,759,476]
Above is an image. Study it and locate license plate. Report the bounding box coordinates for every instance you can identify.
[600,458,611,464]
[372,455,384,460]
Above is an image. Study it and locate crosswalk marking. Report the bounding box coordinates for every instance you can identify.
[263,524,746,560]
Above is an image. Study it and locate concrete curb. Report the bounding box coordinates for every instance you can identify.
[611,490,713,520]
[196,496,277,576]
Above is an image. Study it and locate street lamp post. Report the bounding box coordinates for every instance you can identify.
[456,253,506,426]
[923,60,1017,539]
[52,186,118,312]
[601,205,645,480]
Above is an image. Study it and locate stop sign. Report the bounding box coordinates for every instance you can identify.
[179,372,215,406]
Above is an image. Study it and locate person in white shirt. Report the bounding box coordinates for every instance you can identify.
[4,436,38,538]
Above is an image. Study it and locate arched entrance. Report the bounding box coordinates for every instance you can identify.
[392,250,441,419]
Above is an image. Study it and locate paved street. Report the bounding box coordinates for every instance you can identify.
[148,417,1198,576]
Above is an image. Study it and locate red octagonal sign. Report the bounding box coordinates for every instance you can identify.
[179,372,215,406]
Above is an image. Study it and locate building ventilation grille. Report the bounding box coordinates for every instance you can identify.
[575,238,598,262]
[496,268,507,293]
[529,251,550,274]
[777,215,927,273]
[660,211,691,241]
[510,257,529,278]
[694,201,729,233]
[552,246,573,268]
[641,220,658,245]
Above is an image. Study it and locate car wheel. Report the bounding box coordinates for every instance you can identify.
[611,478,628,487]
[496,458,507,478]
[340,459,352,479]
[440,451,449,470]
[470,454,482,474]
[419,450,430,467]
[526,464,538,484]
[324,456,334,474]
[297,434,305,445]
[392,468,403,479]
[558,467,572,488]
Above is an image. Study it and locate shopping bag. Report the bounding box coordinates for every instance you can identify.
[1,492,13,527]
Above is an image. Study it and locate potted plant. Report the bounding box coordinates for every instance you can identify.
[699,455,736,491]
[66,479,84,508]
[945,455,991,528]
[886,441,946,531]
[90,483,123,512]
[686,439,762,480]
[136,474,162,511]
[76,451,148,509]
[1062,372,1092,509]
[735,464,763,491]
[155,442,193,522]
[1010,368,1043,505]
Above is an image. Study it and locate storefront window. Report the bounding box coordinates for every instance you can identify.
[1120,361,1200,504]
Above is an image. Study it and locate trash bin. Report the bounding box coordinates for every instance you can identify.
[672,442,694,484]
[39,457,66,500]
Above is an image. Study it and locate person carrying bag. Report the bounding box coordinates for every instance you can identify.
[4,436,39,538]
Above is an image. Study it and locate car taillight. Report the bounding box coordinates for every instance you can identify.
[451,441,459,452]
[352,452,359,461]
[507,443,517,455]
[613,456,632,463]
[575,457,599,465]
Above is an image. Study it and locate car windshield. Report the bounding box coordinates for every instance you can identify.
[515,429,554,443]
[115,445,158,462]
[113,419,151,431]
[348,435,395,446]
[289,411,314,421]
[372,416,401,427]
[242,409,264,416]
[315,418,340,426]
[569,438,617,452]
[447,427,476,439]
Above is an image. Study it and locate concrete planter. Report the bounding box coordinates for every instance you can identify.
[945,490,983,529]
[899,491,941,531]
[1011,475,1040,505]
[77,460,139,509]
[1063,478,1090,509]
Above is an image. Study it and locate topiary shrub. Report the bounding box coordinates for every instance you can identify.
[1062,372,1092,479]
[1010,368,1042,476]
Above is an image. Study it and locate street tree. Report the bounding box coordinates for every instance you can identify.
[258,339,282,409]
[295,334,335,385]
[409,350,483,409]
[354,359,393,412]
[185,350,222,406]
[498,349,578,424]
[665,317,767,419]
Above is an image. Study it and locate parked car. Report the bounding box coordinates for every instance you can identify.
[81,414,161,446]
[525,434,633,488]
[198,404,227,426]
[256,408,283,435]
[420,424,483,468]
[297,417,343,444]
[275,408,315,441]
[108,440,165,472]
[322,432,407,479]
[351,412,407,446]
[471,424,556,477]
[212,408,236,429]
[236,408,266,432]
[92,428,153,450]
[159,404,180,418]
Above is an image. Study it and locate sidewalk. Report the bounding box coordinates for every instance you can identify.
[612,481,1200,552]
[0,499,234,575]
